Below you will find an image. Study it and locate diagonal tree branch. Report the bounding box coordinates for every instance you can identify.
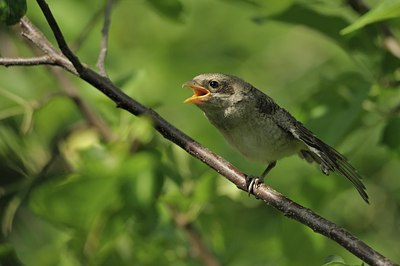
[0,1,396,265]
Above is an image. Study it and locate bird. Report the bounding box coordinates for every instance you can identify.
[182,73,369,203]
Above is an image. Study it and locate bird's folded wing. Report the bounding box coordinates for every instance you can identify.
[273,108,369,203]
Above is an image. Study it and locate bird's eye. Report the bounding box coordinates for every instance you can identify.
[209,80,219,88]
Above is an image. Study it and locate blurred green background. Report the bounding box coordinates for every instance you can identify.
[1,0,399,265]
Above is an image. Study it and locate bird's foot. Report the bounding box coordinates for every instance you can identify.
[246,175,263,196]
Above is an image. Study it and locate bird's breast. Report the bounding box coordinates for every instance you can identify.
[206,111,302,163]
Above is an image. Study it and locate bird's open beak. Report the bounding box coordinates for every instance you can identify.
[182,81,211,103]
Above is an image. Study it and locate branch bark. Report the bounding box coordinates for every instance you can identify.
[97,0,114,77]
[19,17,76,74]
[0,1,397,265]
[0,56,55,66]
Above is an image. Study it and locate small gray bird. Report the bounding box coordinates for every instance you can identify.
[183,73,369,203]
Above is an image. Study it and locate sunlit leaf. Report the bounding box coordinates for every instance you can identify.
[341,0,400,34]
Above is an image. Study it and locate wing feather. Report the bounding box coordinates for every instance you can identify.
[274,108,369,203]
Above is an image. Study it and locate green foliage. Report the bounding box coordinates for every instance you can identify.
[341,0,400,34]
[381,117,400,152]
[322,255,362,266]
[0,0,399,265]
[146,0,184,21]
[0,0,27,25]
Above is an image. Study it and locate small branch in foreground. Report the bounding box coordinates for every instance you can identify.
[19,18,77,74]
[0,56,55,67]
[97,0,114,77]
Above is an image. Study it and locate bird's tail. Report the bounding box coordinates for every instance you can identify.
[299,148,369,204]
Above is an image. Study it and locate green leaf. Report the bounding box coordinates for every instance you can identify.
[119,151,164,209]
[262,3,378,56]
[381,117,400,151]
[9,210,72,266]
[0,0,27,25]
[321,255,349,266]
[30,176,119,230]
[341,0,400,34]
[322,262,347,266]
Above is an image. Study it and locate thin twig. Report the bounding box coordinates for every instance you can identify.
[97,0,114,77]
[71,0,119,52]
[0,55,56,67]
[8,1,396,265]
[20,17,77,74]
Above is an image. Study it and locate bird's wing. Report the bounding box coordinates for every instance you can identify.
[272,108,369,203]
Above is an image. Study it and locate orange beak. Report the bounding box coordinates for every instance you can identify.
[182,81,211,103]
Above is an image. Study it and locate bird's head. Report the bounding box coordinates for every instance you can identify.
[183,73,250,110]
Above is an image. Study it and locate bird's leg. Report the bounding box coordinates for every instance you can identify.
[247,161,277,195]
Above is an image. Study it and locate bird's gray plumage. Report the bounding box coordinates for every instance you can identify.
[184,73,368,203]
